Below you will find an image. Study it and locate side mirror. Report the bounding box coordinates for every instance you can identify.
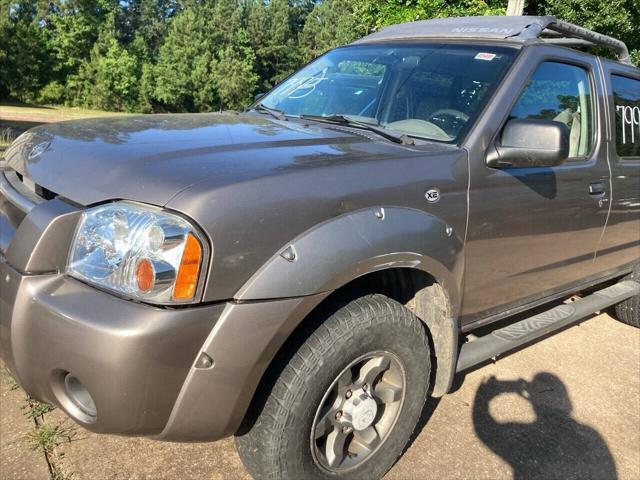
[487,118,570,168]
[254,92,265,102]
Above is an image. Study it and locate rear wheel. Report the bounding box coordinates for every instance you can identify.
[235,294,431,479]
[610,269,640,328]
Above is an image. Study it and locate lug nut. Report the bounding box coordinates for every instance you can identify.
[346,390,352,399]
[342,426,351,433]
[335,411,342,420]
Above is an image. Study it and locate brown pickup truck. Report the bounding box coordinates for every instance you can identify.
[1,15,638,480]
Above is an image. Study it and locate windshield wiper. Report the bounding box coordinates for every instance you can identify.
[299,114,414,145]
[252,103,287,121]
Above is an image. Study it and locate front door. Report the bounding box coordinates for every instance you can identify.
[461,51,610,325]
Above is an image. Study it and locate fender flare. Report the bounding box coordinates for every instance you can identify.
[236,207,463,311]
[236,206,463,397]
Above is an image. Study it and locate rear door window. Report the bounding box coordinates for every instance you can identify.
[611,75,640,158]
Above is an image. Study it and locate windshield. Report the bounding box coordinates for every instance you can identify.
[260,43,516,143]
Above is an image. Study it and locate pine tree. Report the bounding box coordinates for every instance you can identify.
[153,4,218,111]
[249,0,300,91]
[214,43,259,110]
[0,0,51,101]
[66,12,141,111]
[299,0,366,62]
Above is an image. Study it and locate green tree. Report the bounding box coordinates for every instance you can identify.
[249,0,300,90]
[46,0,115,80]
[138,60,156,112]
[527,0,639,65]
[2,0,638,109]
[214,43,259,109]
[210,1,260,109]
[153,4,218,111]
[152,0,260,111]
[290,0,316,33]
[299,0,367,62]
[65,13,141,111]
[0,0,52,101]
[354,0,505,31]
[120,0,181,53]
[93,38,141,111]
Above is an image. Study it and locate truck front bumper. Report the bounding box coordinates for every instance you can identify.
[1,171,329,441]
[0,258,326,440]
[0,257,223,436]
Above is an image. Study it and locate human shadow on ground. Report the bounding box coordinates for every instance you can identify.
[472,373,617,480]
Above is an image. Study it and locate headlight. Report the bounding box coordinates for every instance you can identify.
[68,202,207,304]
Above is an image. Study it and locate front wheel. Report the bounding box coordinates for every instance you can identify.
[235,294,431,479]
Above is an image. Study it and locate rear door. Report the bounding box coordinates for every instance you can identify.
[461,46,610,325]
[594,63,640,272]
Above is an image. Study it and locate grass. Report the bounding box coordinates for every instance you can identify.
[0,101,128,124]
[26,420,76,480]
[22,394,76,480]
[22,397,57,421]
[0,126,15,149]
[2,367,20,390]
[26,421,75,454]
[1,361,76,480]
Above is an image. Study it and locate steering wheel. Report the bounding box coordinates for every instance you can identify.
[428,109,469,136]
[429,109,469,122]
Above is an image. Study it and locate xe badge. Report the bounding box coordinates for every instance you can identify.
[425,188,441,203]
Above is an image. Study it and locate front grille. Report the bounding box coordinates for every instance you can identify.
[15,172,57,200]
[1,169,42,215]
[1,168,59,254]
[0,178,27,254]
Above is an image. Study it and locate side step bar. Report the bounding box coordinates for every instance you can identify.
[457,280,640,372]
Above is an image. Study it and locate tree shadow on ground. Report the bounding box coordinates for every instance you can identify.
[472,373,617,480]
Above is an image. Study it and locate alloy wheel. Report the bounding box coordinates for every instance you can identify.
[310,351,406,472]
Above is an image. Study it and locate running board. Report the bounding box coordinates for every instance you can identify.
[456,280,640,372]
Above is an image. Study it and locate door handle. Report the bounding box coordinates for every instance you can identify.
[589,182,606,197]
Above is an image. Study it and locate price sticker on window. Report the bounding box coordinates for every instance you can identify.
[474,52,496,61]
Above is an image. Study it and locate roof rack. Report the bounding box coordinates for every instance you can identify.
[527,17,630,64]
[354,16,631,65]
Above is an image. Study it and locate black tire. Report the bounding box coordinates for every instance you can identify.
[235,294,431,480]
[611,269,640,328]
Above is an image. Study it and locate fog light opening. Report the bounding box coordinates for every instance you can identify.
[64,373,97,418]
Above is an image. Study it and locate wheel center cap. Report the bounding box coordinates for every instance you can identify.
[342,390,378,431]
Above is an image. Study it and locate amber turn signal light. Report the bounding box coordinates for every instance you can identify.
[135,258,155,293]
[173,233,202,300]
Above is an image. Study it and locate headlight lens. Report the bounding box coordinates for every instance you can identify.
[68,202,206,304]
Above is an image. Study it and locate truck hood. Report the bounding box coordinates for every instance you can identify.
[4,112,451,206]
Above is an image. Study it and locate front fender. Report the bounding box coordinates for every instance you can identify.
[235,207,464,316]
[160,207,464,440]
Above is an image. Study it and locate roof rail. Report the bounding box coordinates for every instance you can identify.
[354,16,632,65]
